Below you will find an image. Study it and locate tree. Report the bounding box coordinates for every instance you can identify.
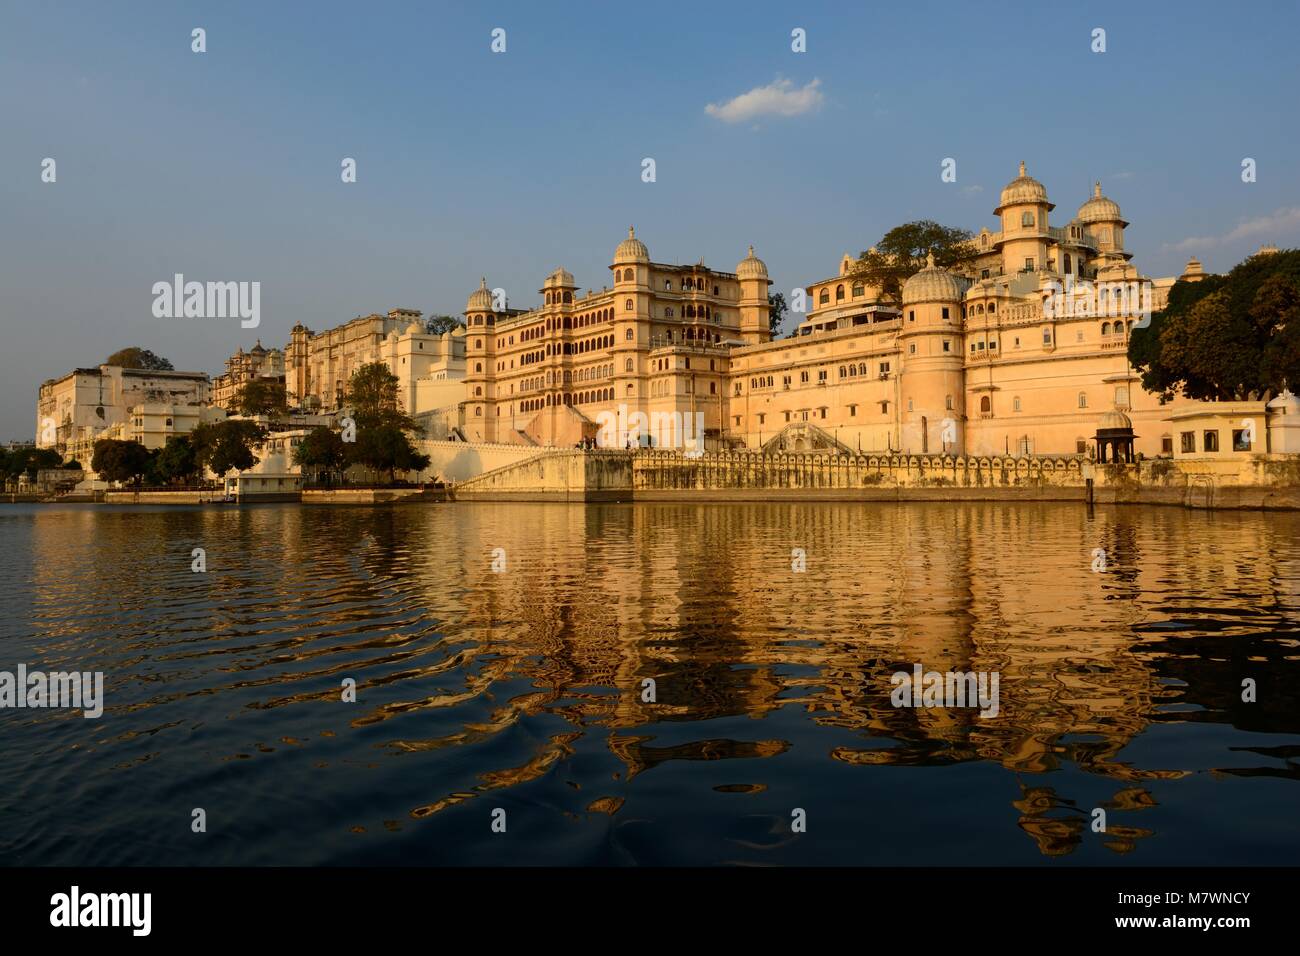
[63,459,82,471]
[293,426,347,483]
[345,362,415,430]
[152,435,200,485]
[853,220,976,302]
[345,423,430,483]
[425,314,464,335]
[768,292,788,337]
[235,379,289,417]
[1130,248,1300,401]
[190,420,267,476]
[91,439,153,486]
[2,446,64,480]
[106,347,174,371]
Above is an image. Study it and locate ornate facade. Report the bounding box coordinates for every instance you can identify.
[463,164,1218,458]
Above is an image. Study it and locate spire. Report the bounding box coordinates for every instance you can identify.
[925,250,936,268]
[1094,181,1102,198]
[628,226,635,238]
[1019,160,1026,177]
[747,244,755,256]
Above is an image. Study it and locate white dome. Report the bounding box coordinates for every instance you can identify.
[1097,408,1133,431]
[997,160,1051,211]
[544,267,575,288]
[465,277,493,313]
[614,226,649,263]
[736,245,769,279]
[901,252,967,305]
[1078,182,1123,224]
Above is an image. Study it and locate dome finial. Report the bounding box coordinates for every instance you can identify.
[480,276,487,289]
[925,249,936,268]
[628,225,635,238]
[1019,160,1026,177]
[748,244,755,256]
[1094,181,1102,197]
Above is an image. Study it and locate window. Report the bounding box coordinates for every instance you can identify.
[908,310,915,322]
[1233,429,1252,451]
[852,283,864,297]
[848,405,857,416]
[818,369,827,382]
[909,343,916,354]
[945,394,953,410]
[942,340,951,352]
[1077,392,1088,409]
[1180,432,1196,453]
[980,396,991,414]
[625,328,633,340]
[800,370,809,383]
[758,413,765,425]
[1162,436,1174,455]
[1115,386,1130,408]
[880,400,890,414]
[1042,329,1052,346]
[981,269,990,279]
[1024,258,1035,271]
[907,399,914,412]
[1013,396,1021,412]
[625,298,633,310]
[625,358,633,372]
[836,284,845,301]
[1203,430,1220,452]
[1076,440,1088,454]
[942,307,950,321]
[819,289,830,304]
[879,362,890,377]
[1021,211,1035,227]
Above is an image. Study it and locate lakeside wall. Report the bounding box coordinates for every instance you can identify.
[452,447,1300,509]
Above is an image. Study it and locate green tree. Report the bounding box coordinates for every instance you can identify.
[234,379,289,417]
[106,347,174,370]
[854,220,976,302]
[91,439,153,486]
[63,458,82,471]
[345,423,430,483]
[768,292,788,337]
[345,362,416,430]
[293,426,347,483]
[152,435,200,485]
[1130,248,1300,401]
[425,314,464,335]
[190,420,267,476]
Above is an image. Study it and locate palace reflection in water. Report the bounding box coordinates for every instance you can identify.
[2,501,1298,865]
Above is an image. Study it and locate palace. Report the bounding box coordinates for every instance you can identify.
[460,163,1208,457]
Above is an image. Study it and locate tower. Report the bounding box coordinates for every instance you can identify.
[995,161,1053,276]
[463,278,496,442]
[737,245,773,345]
[898,253,968,455]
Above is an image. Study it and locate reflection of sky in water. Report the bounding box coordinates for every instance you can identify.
[1,501,1297,865]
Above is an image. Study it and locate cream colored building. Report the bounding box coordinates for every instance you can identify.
[285,310,467,416]
[212,340,286,410]
[35,365,211,463]
[459,164,1258,459]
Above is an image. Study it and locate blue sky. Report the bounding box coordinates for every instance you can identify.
[3,0,1299,440]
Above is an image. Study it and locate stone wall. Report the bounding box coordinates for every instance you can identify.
[451,447,1300,509]
[416,440,546,483]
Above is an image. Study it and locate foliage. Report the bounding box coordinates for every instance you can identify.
[345,423,430,482]
[425,314,464,335]
[1130,248,1300,401]
[152,435,200,484]
[235,378,289,417]
[768,292,788,337]
[293,426,347,480]
[91,439,153,486]
[1,446,65,480]
[345,362,416,430]
[854,220,976,301]
[106,347,174,371]
[190,420,267,476]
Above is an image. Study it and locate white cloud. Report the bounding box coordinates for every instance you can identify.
[1165,206,1300,253]
[705,77,824,124]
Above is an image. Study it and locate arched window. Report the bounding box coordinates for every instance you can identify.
[852,283,864,297]
[1078,392,1088,408]
[474,386,482,396]
[475,362,482,372]
[988,303,996,314]
[1101,321,1111,335]
[836,284,845,301]
[625,328,633,340]
[563,292,572,303]
[1021,211,1035,227]
[665,307,673,318]
[980,395,991,413]
[625,298,633,311]
[819,289,830,305]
